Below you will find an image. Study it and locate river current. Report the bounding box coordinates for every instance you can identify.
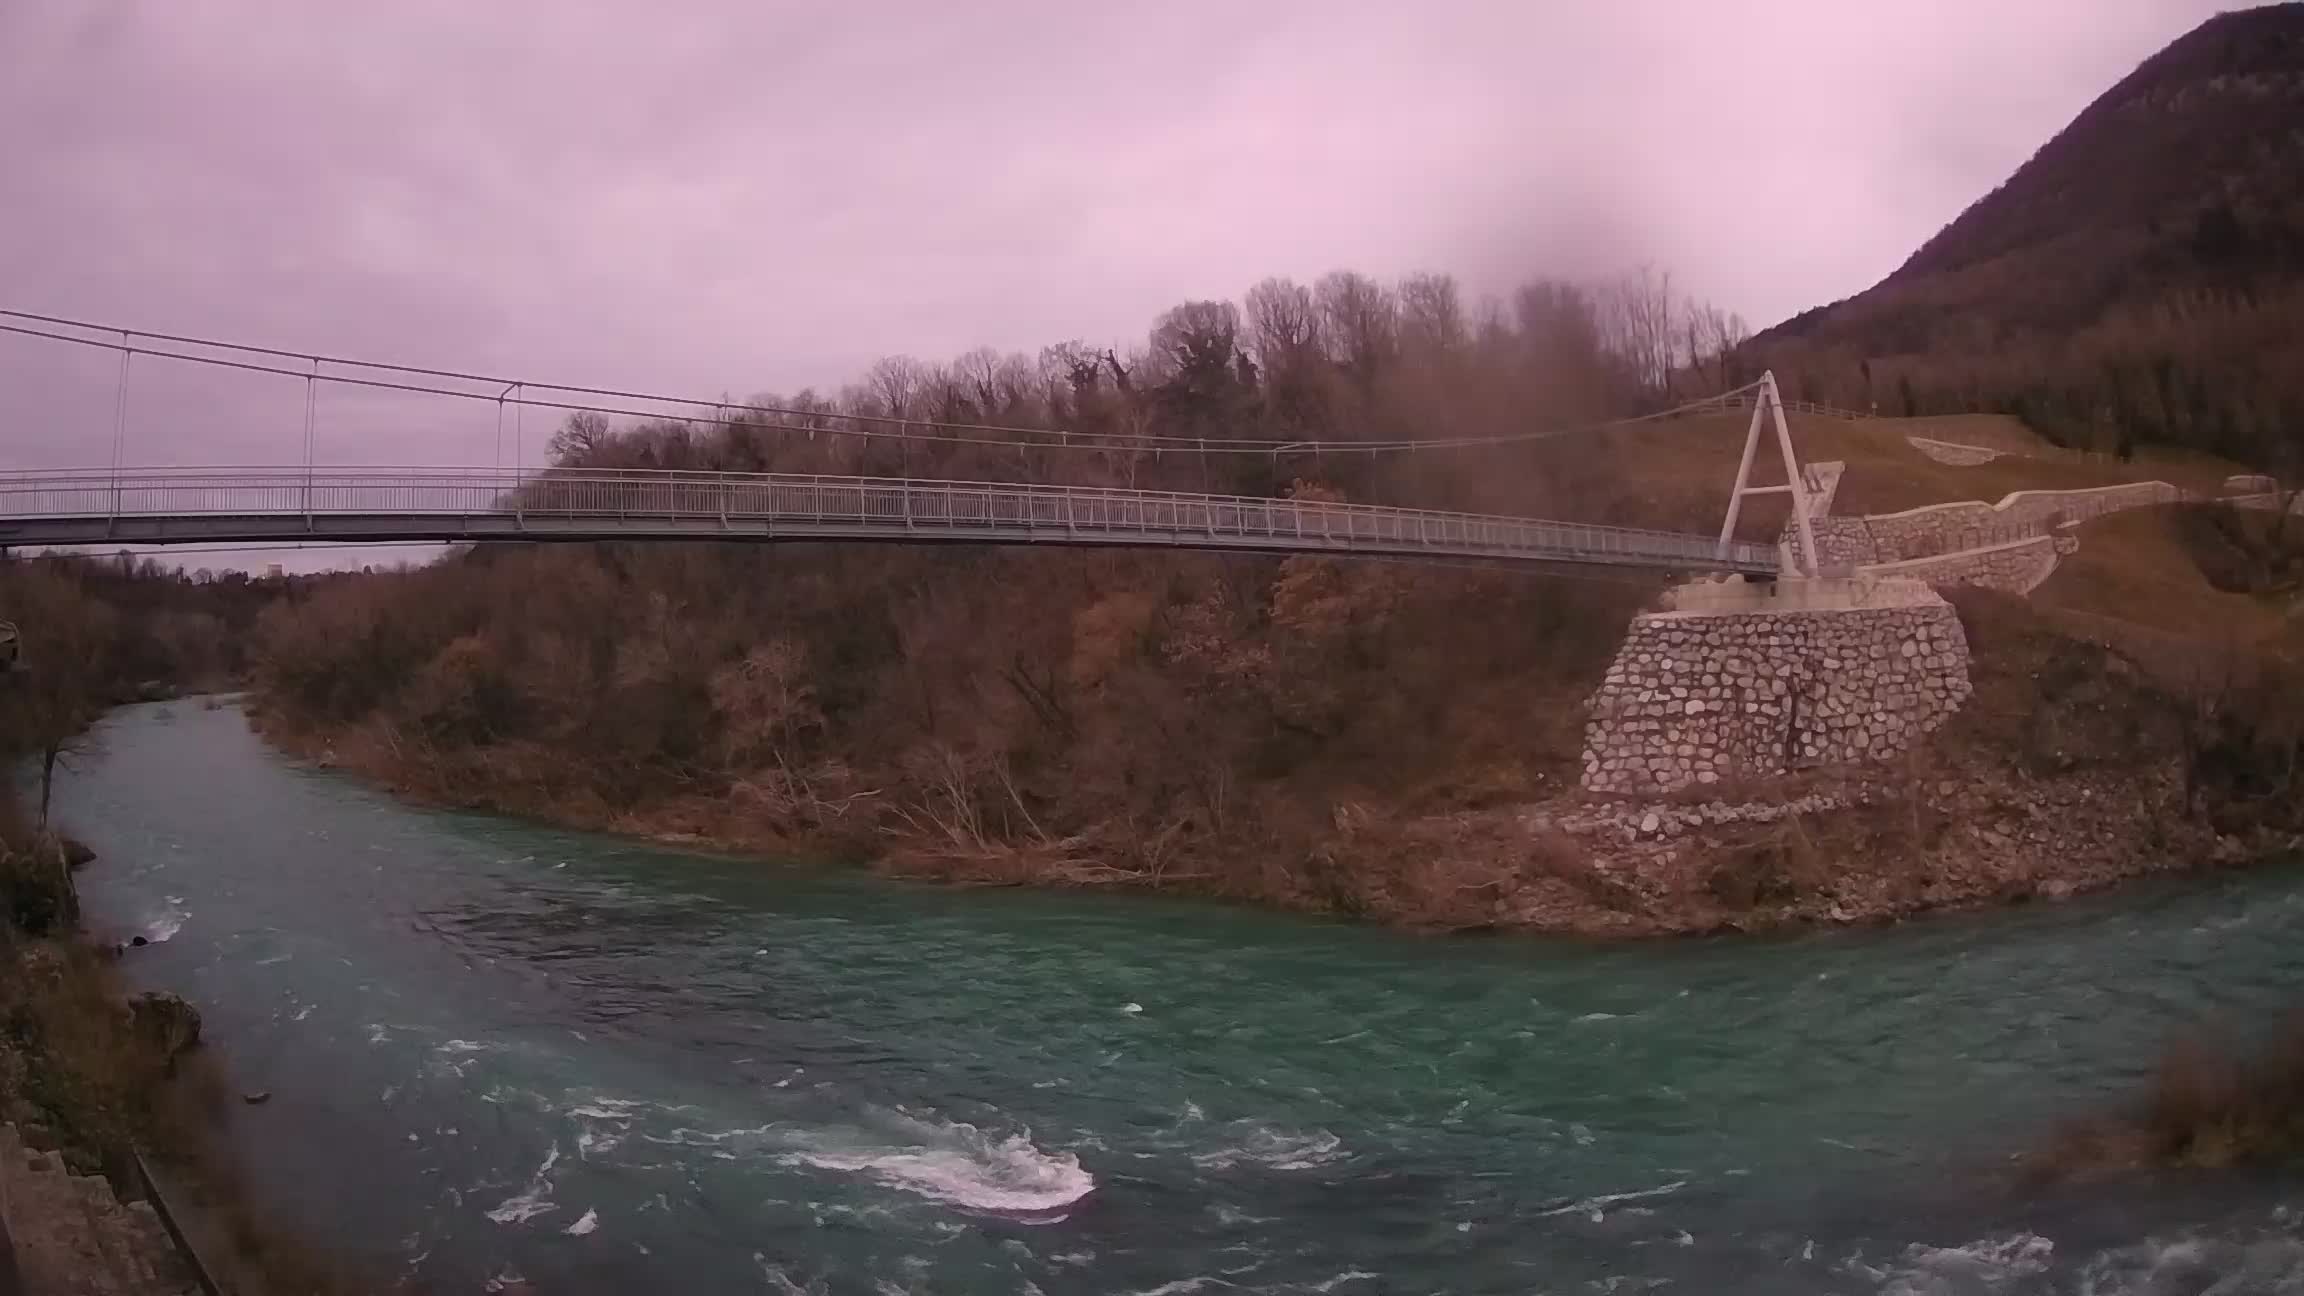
[52,701,2304,1293]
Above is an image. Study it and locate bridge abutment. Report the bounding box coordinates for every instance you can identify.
[1579,577,1971,796]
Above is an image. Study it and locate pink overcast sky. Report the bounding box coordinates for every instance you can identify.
[0,0,2242,564]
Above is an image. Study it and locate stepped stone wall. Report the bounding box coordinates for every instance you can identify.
[1803,517,1880,566]
[0,1122,192,1295]
[1581,589,1971,796]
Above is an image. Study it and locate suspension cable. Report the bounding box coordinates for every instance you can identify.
[0,309,1763,458]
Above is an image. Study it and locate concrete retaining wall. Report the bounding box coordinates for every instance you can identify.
[1858,535,2064,595]
[1858,482,2184,561]
[1581,590,1971,796]
[1908,437,2006,466]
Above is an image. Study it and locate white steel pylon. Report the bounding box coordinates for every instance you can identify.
[1715,371,1819,578]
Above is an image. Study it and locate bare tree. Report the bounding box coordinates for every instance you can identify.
[1397,272,1468,357]
[951,347,1006,420]
[1315,270,1397,384]
[1681,302,1752,393]
[1244,277,1319,370]
[1595,264,1679,402]
[865,356,930,425]
[547,411,614,464]
[1244,277,1327,430]
[0,569,118,828]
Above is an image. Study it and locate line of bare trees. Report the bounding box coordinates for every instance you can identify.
[544,264,1750,521]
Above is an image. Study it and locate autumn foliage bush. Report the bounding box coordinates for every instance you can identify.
[251,530,1652,912]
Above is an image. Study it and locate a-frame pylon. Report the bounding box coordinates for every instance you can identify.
[1715,370,1818,578]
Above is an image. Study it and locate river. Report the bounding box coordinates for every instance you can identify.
[50,700,2304,1293]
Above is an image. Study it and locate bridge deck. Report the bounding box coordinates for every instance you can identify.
[0,468,1779,574]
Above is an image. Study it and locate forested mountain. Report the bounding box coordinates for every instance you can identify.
[1753,3,2304,468]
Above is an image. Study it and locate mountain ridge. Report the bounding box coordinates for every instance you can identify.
[1751,3,2304,465]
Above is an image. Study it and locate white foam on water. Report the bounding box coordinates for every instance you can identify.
[144,902,188,943]
[755,1256,827,1295]
[1118,1278,1234,1296]
[1191,1125,1346,1172]
[1537,1179,1687,1220]
[483,1190,557,1226]
[1863,1232,2053,1294]
[780,1111,1094,1216]
[562,1208,598,1237]
[565,1097,648,1120]
[2066,1232,2304,1295]
[483,1143,563,1226]
[1307,1271,1379,1293]
[1573,1012,1620,1023]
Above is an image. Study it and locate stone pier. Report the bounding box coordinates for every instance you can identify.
[1580,577,1972,796]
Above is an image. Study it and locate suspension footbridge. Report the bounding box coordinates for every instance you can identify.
[0,311,1816,578]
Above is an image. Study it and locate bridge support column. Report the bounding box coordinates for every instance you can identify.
[1717,371,1820,579]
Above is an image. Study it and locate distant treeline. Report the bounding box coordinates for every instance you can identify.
[539,265,1751,519]
[0,556,288,822]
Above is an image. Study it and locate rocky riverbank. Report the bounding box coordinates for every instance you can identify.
[0,825,357,1294]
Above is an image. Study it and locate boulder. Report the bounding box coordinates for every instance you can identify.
[126,992,202,1068]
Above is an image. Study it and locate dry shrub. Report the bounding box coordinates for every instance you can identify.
[1946,588,2187,775]
[0,835,79,935]
[1703,816,1834,910]
[0,940,177,1153]
[1291,806,1532,931]
[2032,1019,2304,1181]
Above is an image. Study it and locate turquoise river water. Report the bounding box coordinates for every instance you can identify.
[52,701,2304,1293]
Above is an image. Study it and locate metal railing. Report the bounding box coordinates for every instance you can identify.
[1682,391,1876,421]
[0,466,1781,573]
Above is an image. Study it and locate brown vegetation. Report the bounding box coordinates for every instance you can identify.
[241,241,2304,935]
[0,555,285,823]
[2033,1022,2304,1181]
[252,538,1654,915]
[243,264,1777,921]
[0,559,346,1291]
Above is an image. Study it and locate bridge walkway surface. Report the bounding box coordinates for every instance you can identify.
[0,467,1781,575]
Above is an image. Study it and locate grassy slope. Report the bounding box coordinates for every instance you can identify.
[1572,411,2252,542]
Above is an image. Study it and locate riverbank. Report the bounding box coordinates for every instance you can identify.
[248,586,2304,939]
[0,822,357,1293]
